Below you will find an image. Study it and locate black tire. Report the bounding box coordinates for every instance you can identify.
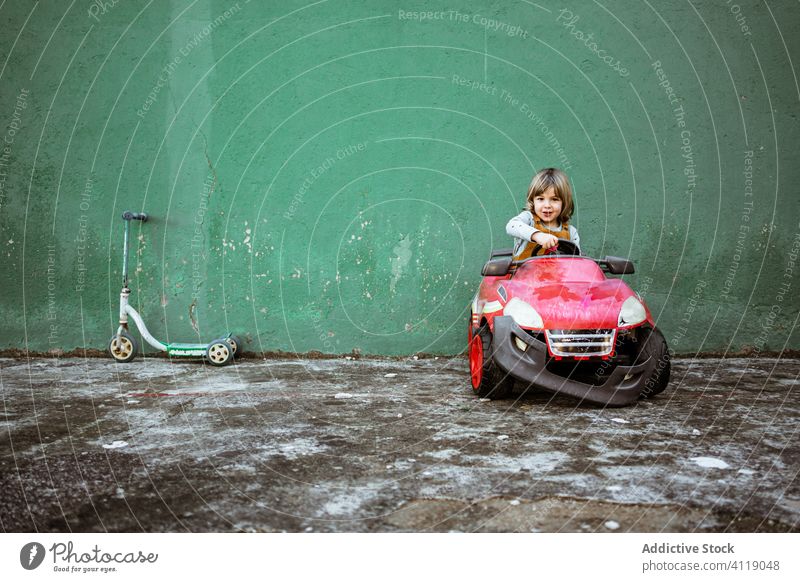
[227,335,243,359]
[636,326,670,398]
[109,331,137,363]
[206,339,234,367]
[469,325,514,399]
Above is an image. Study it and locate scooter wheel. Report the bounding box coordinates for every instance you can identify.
[206,339,234,366]
[109,332,137,363]
[229,335,245,359]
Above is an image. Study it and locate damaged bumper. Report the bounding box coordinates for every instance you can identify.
[491,316,655,406]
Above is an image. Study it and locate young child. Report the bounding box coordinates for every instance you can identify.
[506,167,580,259]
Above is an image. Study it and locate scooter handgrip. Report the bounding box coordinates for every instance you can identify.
[122,211,149,222]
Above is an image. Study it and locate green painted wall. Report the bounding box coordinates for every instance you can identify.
[1,0,798,356]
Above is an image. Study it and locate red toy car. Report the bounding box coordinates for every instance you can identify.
[468,241,670,406]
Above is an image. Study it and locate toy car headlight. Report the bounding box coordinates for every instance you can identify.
[618,296,647,328]
[504,297,543,329]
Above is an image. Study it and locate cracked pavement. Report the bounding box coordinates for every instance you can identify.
[0,356,798,532]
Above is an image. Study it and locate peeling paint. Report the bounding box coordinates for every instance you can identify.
[189,298,199,334]
[390,234,412,295]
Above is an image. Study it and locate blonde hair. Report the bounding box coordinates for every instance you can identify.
[525,167,574,221]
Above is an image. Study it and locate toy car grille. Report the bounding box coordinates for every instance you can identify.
[545,329,616,357]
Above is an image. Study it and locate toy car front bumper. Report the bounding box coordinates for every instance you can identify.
[491,316,655,406]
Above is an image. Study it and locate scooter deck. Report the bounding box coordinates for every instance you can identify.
[166,342,209,356]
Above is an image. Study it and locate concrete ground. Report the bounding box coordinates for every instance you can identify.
[0,356,798,533]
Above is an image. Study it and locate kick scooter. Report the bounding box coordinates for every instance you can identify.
[108,211,242,366]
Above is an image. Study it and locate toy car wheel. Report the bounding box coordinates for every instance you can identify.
[469,325,514,399]
[636,327,670,398]
[109,331,137,363]
[227,335,243,359]
[206,339,234,366]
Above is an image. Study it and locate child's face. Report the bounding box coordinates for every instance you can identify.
[533,186,563,227]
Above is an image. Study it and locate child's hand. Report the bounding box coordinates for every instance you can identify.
[532,231,558,249]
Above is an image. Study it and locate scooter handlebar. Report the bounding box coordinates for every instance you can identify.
[122,211,148,222]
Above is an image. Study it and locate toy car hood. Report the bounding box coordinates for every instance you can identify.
[497,257,646,329]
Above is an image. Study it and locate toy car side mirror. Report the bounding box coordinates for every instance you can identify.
[482,257,512,276]
[600,256,635,275]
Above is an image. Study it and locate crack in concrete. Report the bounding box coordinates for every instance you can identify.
[198,130,218,199]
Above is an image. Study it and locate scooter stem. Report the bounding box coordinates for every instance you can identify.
[121,211,148,288]
[122,218,130,288]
